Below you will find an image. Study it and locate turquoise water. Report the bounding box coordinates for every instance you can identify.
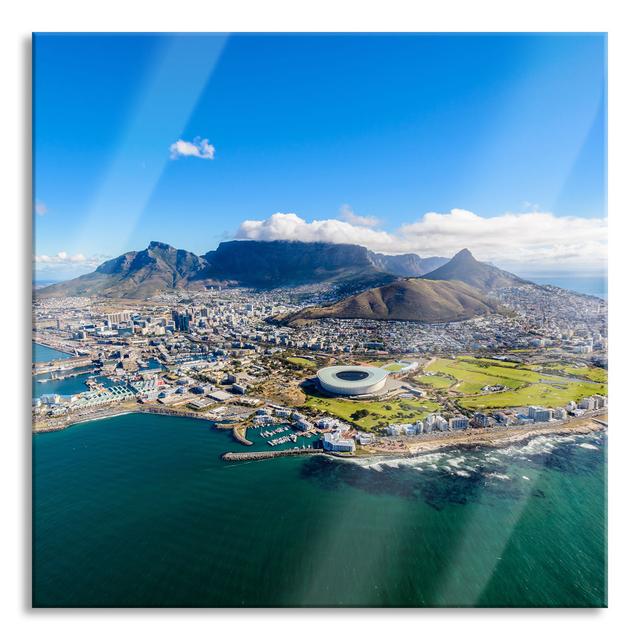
[32,371,116,399]
[33,413,606,607]
[32,351,162,399]
[247,424,320,450]
[33,343,94,398]
[525,275,607,300]
[33,343,73,362]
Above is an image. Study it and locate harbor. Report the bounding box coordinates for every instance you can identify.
[247,422,320,449]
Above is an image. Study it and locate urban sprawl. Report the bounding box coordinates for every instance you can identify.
[33,281,607,456]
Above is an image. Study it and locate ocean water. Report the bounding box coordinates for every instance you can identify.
[33,413,607,607]
[524,275,608,300]
[33,343,73,362]
[32,371,116,399]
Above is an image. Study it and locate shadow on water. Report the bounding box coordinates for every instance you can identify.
[298,433,604,511]
[295,434,606,606]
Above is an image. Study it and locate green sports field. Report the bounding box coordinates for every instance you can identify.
[539,363,608,384]
[414,373,454,389]
[286,356,316,369]
[304,392,440,431]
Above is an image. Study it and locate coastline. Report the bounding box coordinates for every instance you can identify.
[408,416,606,453]
[32,339,77,357]
[33,402,607,460]
[360,415,607,460]
[32,403,217,433]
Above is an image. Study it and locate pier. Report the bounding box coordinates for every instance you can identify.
[33,356,94,375]
[221,448,324,462]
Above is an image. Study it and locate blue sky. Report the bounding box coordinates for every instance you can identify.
[34,33,607,279]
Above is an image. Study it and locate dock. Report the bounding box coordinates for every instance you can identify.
[221,448,324,462]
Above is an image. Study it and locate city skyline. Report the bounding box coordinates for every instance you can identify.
[34,33,606,279]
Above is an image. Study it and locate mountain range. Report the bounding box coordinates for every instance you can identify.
[38,240,449,299]
[279,248,527,324]
[37,240,530,325]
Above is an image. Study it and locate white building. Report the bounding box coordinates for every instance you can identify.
[578,397,596,410]
[322,431,356,453]
[592,394,608,409]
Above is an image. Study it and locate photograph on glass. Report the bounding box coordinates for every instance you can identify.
[32,32,607,608]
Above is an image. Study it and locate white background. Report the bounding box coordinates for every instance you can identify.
[1,1,638,637]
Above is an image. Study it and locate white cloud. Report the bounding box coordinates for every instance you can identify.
[34,252,108,270]
[235,208,607,271]
[35,201,48,216]
[169,137,215,160]
[237,212,398,249]
[339,204,380,228]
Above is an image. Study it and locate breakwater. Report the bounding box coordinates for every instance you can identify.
[221,448,324,462]
[232,427,253,446]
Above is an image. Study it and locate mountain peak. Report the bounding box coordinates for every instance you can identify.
[451,248,475,261]
[148,241,173,251]
[424,248,524,292]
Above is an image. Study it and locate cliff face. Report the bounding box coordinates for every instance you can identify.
[201,240,380,287]
[367,252,448,277]
[37,239,459,299]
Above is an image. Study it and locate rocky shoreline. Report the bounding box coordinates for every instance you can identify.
[221,448,325,462]
[359,416,607,460]
[33,403,607,464]
[32,403,215,433]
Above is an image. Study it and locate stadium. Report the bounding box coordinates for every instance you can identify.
[316,365,389,397]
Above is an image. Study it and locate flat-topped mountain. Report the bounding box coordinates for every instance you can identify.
[37,239,449,298]
[200,240,447,285]
[281,277,500,326]
[368,252,448,277]
[424,248,527,292]
[36,240,529,301]
[200,240,385,288]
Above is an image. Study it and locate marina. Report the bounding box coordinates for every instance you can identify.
[248,423,320,449]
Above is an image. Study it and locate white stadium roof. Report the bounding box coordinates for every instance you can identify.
[317,365,388,396]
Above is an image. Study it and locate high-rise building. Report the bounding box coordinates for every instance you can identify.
[474,412,491,427]
[449,416,469,430]
[172,309,191,332]
[533,408,553,422]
